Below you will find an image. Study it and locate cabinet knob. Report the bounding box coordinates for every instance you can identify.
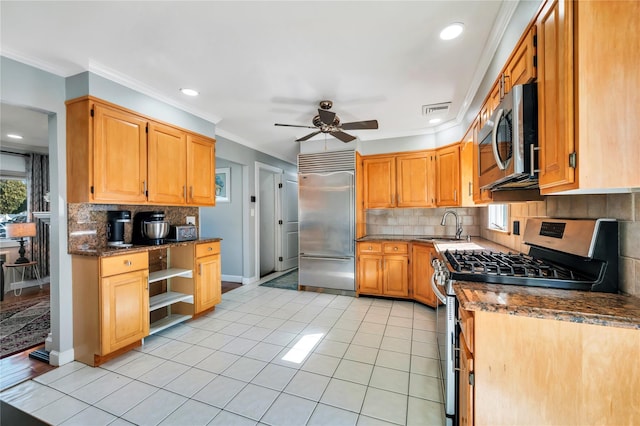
[394,247,398,251]
[124,260,132,266]
[368,245,372,250]
[208,247,213,251]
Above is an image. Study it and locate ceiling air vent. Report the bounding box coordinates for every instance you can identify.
[421,102,451,116]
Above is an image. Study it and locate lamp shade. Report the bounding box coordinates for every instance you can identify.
[6,222,37,238]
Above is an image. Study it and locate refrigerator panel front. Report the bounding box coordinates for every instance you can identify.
[299,172,354,257]
[299,256,355,291]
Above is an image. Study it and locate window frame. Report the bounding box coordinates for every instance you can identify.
[487,203,509,233]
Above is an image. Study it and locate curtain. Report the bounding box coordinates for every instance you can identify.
[26,153,50,277]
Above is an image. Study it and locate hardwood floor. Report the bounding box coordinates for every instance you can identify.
[1,283,54,391]
[0,281,242,392]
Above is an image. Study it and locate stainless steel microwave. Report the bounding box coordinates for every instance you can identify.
[478,82,538,190]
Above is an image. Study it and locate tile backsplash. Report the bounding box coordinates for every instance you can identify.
[67,203,198,252]
[366,207,481,238]
[480,194,639,296]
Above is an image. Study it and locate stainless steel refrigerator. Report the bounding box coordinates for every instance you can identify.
[298,151,355,292]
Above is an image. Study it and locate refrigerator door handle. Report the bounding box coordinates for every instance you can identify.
[301,256,353,261]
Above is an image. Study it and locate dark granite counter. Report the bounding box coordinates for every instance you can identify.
[69,237,222,257]
[455,281,640,330]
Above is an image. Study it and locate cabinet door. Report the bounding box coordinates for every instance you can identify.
[188,134,216,206]
[363,157,396,209]
[383,255,409,297]
[436,144,461,206]
[396,152,435,207]
[147,122,187,204]
[537,0,576,191]
[100,269,149,355]
[357,254,383,294]
[471,119,493,204]
[92,104,148,203]
[459,140,474,207]
[505,27,537,91]
[459,334,474,426]
[412,244,439,307]
[195,254,221,314]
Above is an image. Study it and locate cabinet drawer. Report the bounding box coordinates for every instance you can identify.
[100,252,148,277]
[458,307,474,353]
[196,241,220,258]
[358,242,382,254]
[383,242,408,254]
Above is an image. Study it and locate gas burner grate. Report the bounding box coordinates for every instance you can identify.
[444,249,591,282]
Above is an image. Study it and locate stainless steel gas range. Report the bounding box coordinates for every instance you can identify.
[430,218,619,426]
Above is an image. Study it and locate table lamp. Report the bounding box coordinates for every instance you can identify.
[6,222,37,264]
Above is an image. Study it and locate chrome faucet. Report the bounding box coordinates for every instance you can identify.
[440,210,463,240]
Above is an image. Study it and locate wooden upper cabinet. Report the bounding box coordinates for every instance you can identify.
[436,144,461,206]
[459,126,475,207]
[66,96,217,206]
[505,26,537,92]
[537,0,575,192]
[91,103,148,204]
[396,152,435,207]
[537,0,640,193]
[187,134,216,206]
[147,122,188,205]
[363,156,396,209]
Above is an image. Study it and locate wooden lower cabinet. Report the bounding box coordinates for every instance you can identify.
[195,253,222,313]
[72,241,222,366]
[357,241,443,303]
[100,269,150,355]
[471,310,640,424]
[357,242,408,298]
[411,244,440,307]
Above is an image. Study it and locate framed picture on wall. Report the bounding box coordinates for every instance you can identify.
[215,168,230,203]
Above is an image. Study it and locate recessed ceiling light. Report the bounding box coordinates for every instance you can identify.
[429,118,442,125]
[180,88,199,96]
[440,23,464,40]
[7,134,23,139]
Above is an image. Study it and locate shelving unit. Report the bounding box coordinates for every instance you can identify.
[148,266,194,335]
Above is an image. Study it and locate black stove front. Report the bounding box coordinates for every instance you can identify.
[442,218,619,293]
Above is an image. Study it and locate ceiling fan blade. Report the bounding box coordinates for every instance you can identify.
[275,123,317,129]
[296,131,321,142]
[330,131,356,143]
[318,109,336,125]
[341,120,379,130]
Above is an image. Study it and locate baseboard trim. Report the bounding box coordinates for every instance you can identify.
[221,274,243,283]
[48,348,75,366]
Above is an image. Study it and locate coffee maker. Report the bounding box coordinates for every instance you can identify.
[106,210,132,248]
[132,211,169,245]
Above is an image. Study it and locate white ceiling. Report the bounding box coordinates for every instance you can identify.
[0,1,516,163]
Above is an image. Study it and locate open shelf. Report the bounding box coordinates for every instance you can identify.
[148,268,192,283]
[149,314,192,335]
[149,291,193,312]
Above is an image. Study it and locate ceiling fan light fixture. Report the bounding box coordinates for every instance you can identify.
[180,88,199,97]
[440,23,464,40]
[7,133,23,139]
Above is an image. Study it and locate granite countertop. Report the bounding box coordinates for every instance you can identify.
[455,281,640,330]
[357,234,461,242]
[69,237,222,257]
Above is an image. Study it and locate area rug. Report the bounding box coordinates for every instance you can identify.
[0,294,50,359]
[260,269,298,290]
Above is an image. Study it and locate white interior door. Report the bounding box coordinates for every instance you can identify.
[276,172,298,271]
[259,169,277,277]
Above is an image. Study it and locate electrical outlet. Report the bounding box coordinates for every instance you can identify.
[186,216,196,225]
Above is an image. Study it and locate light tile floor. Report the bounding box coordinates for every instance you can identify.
[1,278,445,426]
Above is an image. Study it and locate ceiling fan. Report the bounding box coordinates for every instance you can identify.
[275,100,378,142]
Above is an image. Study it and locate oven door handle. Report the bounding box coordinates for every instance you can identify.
[430,272,447,304]
[491,108,508,170]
